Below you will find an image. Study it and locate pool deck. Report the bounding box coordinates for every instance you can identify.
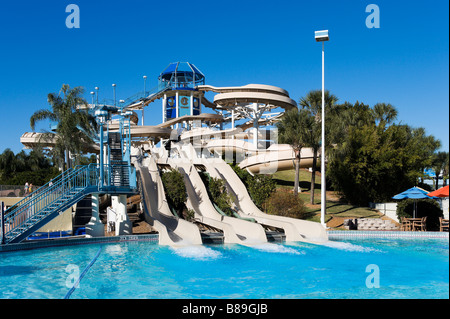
[0,230,448,253]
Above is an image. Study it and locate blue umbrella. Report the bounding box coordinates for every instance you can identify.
[392,186,437,218]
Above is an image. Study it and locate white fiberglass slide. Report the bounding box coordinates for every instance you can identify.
[178,144,328,243]
[134,155,202,246]
[212,160,328,243]
[164,157,267,245]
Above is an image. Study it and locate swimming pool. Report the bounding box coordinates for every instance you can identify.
[0,237,448,299]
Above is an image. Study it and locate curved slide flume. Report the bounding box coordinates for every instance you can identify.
[206,140,317,175]
[197,84,297,111]
[133,156,202,246]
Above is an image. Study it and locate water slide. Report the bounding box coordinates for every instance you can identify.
[178,145,328,243]
[197,84,297,111]
[20,113,222,152]
[205,139,317,175]
[132,154,202,246]
[160,156,267,245]
[238,144,317,175]
[195,84,318,174]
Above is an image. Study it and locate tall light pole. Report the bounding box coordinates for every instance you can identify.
[112,83,116,106]
[90,91,95,106]
[95,87,99,105]
[315,30,329,229]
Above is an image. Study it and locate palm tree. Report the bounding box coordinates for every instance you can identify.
[277,108,313,196]
[303,115,321,204]
[30,84,97,171]
[0,148,18,178]
[299,90,338,119]
[299,90,338,204]
[431,151,449,189]
[372,102,398,128]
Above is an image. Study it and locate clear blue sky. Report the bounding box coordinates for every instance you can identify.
[0,0,448,154]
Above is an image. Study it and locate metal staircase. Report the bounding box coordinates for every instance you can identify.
[1,163,136,244]
[108,132,130,187]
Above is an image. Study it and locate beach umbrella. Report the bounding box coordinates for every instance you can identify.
[392,186,436,218]
[427,185,449,219]
[427,185,449,198]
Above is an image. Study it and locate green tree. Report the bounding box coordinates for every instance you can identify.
[406,127,441,183]
[0,148,18,178]
[30,84,97,171]
[431,151,449,189]
[277,108,314,196]
[372,102,398,128]
[327,101,441,206]
[299,90,338,204]
[0,148,57,186]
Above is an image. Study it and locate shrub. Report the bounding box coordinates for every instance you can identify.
[230,164,276,210]
[199,171,234,217]
[208,176,235,217]
[396,198,443,231]
[264,188,306,219]
[183,208,195,222]
[161,168,187,216]
[247,174,277,210]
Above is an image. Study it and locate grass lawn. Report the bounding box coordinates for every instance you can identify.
[271,168,383,227]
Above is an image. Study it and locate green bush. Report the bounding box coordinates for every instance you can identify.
[199,171,235,217]
[208,176,235,217]
[161,168,187,216]
[264,188,306,219]
[184,208,195,222]
[248,174,277,209]
[396,198,443,231]
[230,164,276,210]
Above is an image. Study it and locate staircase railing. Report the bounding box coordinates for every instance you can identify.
[2,163,136,244]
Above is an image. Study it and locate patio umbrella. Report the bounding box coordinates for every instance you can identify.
[392,186,436,218]
[427,185,449,198]
[427,185,449,219]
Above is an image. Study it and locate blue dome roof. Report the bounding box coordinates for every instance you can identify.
[159,62,205,85]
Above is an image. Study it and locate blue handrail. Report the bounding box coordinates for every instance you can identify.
[2,163,136,244]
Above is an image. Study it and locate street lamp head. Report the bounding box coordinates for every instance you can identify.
[143,75,147,79]
[112,83,116,87]
[315,30,329,42]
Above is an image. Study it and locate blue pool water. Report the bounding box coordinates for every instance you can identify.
[0,237,448,299]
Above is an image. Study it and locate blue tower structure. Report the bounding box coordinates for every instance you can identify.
[159,62,205,123]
